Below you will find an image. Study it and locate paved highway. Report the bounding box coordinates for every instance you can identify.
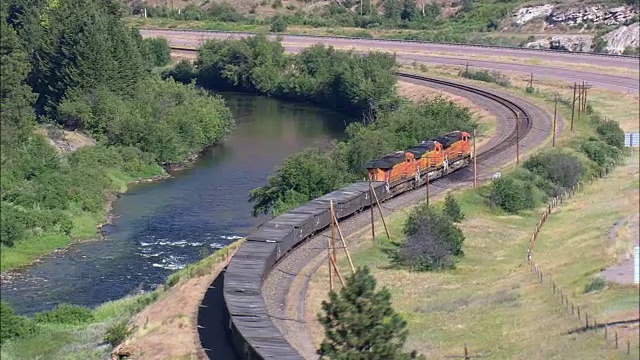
[142,28,640,92]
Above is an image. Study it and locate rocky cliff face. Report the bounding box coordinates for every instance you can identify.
[603,22,639,54]
[511,3,639,53]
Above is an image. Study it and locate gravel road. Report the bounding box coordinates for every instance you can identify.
[142,28,640,92]
[261,77,561,359]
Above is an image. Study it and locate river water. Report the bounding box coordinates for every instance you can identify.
[1,93,347,316]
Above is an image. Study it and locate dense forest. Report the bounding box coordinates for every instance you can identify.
[0,0,234,269]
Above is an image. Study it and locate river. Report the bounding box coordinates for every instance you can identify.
[1,93,347,316]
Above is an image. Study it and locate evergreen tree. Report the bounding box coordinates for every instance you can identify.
[317,266,425,360]
[443,192,464,223]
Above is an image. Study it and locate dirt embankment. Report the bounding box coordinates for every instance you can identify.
[112,246,240,360]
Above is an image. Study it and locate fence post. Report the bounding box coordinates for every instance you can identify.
[577,306,581,320]
[615,331,618,348]
[586,313,589,328]
[604,325,608,340]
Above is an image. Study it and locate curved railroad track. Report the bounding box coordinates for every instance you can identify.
[258,73,555,359]
[166,44,558,359]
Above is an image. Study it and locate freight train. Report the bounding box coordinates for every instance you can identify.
[221,130,473,360]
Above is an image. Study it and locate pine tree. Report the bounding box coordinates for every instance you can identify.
[443,192,464,223]
[317,266,425,360]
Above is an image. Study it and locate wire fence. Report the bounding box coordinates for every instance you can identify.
[526,160,637,355]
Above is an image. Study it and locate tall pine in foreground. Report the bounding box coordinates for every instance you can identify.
[317,266,425,360]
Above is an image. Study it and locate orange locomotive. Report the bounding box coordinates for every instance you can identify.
[365,131,472,196]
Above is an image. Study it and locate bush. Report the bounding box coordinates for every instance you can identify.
[142,37,171,67]
[33,303,94,325]
[162,60,197,84]
[105,320,133,347]
[584,276,606,293]
[0,302,37,345]
[443,193,464,222]
[270,15,288,32]
[523,150,585,189]
[459,69,511,87]
[489,174,534,213]
[593,116,624,149]
[392,203,465,271]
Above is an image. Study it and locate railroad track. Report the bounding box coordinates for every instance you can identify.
[155,27,640,59]
[180,36,555,359]
[258,75,551,359]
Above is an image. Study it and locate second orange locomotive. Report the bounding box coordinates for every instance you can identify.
[365,131,472,195]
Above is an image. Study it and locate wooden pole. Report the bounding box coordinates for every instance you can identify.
[516,112,520,165]
[465,61,469,77]
[332,212,355,274]
[328,255,345,287]
[327,236,333,290]
[368,175,376,240]
[582,81,587,112]
[473,128,477,188]
[426,171,430,205]
[553,94,557,147]
[370,183,390,239]
[330,200,338,279]
[529,72,533,88]
[570,82,576,131]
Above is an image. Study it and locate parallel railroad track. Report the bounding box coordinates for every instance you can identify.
[158,28,640,59]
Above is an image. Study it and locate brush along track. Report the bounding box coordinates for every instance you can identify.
[260,73,558,359]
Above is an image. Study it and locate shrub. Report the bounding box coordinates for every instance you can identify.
[162,60,197,84]
[443,193,464,222]
[593,116,624,149]
[392,203,465,271]
[523,150,585,189]
[105,320,133,347]
[142,38,171,67]
[271,15,287,32]
[489,175,534,213]
[584,276,606,293]
[459,69,511,87]
[0,302,37,344]
[33,303,94,325]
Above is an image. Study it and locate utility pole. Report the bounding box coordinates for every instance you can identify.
[516,112,520,165]
[570,82,576,131]
[368,175,376,240]
[330,200,337,279]
[465,61,470,77]
[426,171,430,205]
[473,129,477,188]
[529,72,533,89]
[553,93,558,147]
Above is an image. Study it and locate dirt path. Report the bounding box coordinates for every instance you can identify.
[601,212,640,285]
[111,248,239,360]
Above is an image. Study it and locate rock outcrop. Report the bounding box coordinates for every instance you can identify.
[604,22,640,54]
[512,3,638,28]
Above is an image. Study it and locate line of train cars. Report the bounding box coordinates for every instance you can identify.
[221,131,472,359]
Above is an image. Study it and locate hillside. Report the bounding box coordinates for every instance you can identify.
[126,0,639,53]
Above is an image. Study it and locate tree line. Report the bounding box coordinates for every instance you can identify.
[1,0,234,253]
[164,36,477,217]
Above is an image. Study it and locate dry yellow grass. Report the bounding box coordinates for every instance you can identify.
[305,157,639,359]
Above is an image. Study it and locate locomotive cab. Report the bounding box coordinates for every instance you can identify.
[365,151,416,184]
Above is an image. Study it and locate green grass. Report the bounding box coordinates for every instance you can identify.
[0,239,244,359]
[0,167,166,272]
[308,156,639,358]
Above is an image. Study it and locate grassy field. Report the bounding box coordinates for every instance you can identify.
[306,155,639,359]
[0,239,244,359]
